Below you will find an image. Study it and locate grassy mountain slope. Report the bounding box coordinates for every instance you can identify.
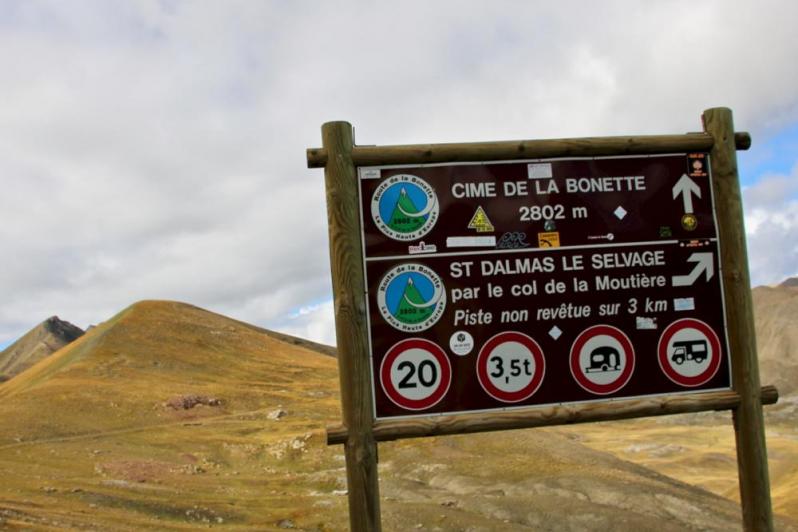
[0,300,795,530]
[0,300,342,529]
[753,283,798,395]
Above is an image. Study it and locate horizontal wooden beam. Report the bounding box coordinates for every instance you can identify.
[327,385,778,445]
[307,131,752,168]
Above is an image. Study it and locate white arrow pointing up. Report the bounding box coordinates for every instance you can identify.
[672,252,714,287]
[672,173,701,214]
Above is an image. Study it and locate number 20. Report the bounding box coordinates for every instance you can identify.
[397,360,438,389]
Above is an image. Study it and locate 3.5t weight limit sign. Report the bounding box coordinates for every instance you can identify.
[477,332,545,403]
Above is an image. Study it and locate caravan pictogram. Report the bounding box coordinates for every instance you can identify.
[570,325,635,395]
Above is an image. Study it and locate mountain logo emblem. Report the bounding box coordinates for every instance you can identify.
[371,174,439,241]
[377,263,446,332]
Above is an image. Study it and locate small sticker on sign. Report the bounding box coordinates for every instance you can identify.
[447,236,497,248]
[636,317,658,330]
[673,298,695,311]
[681,213,698,231]
[538,232,560,247]
[468,206,495,233]
[527,163,553,179]
[588,233,615,242]
[359,168,381,179]
[680,239,710,248]
[408,241,437,255]
[449,330,474,356]
[688,153,708,178]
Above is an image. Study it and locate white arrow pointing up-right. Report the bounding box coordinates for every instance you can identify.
[672,252,714,287]
[672,173,701,214]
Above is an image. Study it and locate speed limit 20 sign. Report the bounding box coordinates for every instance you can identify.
[380,338,452,411]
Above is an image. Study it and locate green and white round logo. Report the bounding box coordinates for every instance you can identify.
[371,174,439,241]
[377,263,446,332]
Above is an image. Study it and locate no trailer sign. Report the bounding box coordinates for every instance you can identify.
[358,153,732,419]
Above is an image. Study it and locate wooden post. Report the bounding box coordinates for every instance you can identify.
[703,107,773,531]
[321,121,382,531]
[326,386,779,445]
[307,132,751,168]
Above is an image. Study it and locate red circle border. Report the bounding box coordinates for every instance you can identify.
[476,331,546,403]
[379,338,452,411]
[657,318,722,387]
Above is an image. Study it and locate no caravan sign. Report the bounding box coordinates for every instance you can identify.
[359,153,731,418]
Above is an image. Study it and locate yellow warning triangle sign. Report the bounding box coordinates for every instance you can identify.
[468,206,495,233]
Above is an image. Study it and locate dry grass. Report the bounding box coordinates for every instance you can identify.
[553,404,798,521]
[0,301,347,530]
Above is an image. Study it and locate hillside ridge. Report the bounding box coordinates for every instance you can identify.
[0,316,84,382]
[0,300,336,393]
[752,284,798,395]
[0,298,795,529]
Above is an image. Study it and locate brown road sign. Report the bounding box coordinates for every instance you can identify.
[359,154,732,419]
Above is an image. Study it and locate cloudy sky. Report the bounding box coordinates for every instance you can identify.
[1,0,797,348]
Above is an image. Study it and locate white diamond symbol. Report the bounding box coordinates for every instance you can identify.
[614,206,627,220]
[549,326,562,340]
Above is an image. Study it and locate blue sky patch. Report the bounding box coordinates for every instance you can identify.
[738,123,798,187]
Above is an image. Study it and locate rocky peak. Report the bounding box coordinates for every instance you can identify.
[0,316,85,380]
[43,316,84,343]
[779,277,798,288]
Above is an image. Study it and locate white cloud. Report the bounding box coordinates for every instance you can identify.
[1,0,798,343]
[274,300,336,346]
[743,166,798,286]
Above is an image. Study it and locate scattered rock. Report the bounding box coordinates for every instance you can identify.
[277,518,295,528]
[268,409,288,420]
[164,395,223,410]
[625,443,685,457]
[173,464,205,475]
[267,433,312,459]
[184,505,222,524]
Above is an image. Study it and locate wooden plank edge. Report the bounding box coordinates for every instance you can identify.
[307,131,751,168]
[326,385,778,445]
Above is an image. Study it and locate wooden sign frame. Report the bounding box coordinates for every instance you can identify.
[307,107,777,532]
